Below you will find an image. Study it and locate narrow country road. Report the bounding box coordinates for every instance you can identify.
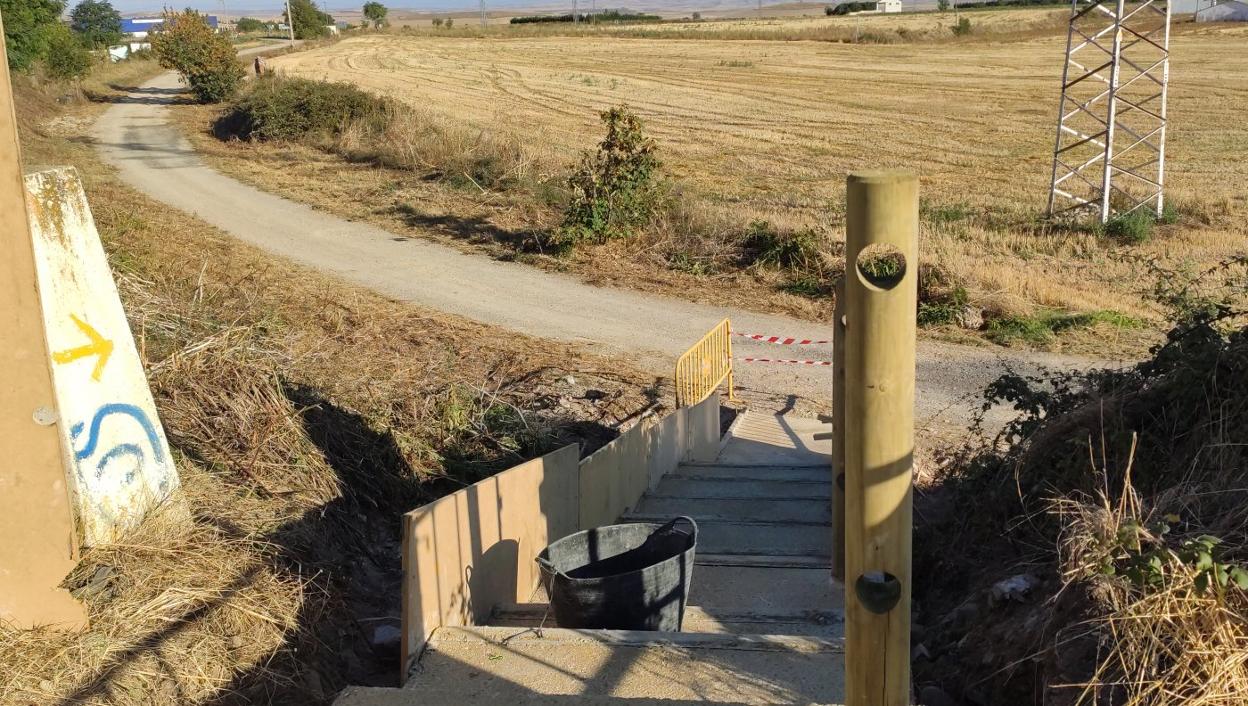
[92,67,1116,429]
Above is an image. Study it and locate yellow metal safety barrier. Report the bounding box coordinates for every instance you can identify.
[675,318,736,408]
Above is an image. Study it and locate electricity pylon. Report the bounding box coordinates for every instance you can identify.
[1047,0,1172,223]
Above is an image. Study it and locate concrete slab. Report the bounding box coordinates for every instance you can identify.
[673,464,832,482]
[693,520,830,557]
[405,626,845,704]
[689,565,843,615]
[650,476,831,501]
[629,496,832,525]
[492,604,843,638]
[716,413,831,467]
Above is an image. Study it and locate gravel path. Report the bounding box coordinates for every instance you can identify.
[92,68,1118,431]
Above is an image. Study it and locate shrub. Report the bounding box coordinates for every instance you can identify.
[918,285,969,326]
[217,76,390,141]
[235,17,266,33]
[150,9,245,103]
[952,16,973,35]
[1105,208,1155,243]
[2,0,64,71]
[554,106,663,249]
[43,24,92,81]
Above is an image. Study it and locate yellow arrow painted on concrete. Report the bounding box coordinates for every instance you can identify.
[52,314,114,382]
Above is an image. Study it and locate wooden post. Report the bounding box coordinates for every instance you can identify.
[831,279,846,581]
[0,14,88,627]
[843,170,918,706]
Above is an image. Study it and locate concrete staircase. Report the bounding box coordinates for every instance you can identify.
[336,412,844,705]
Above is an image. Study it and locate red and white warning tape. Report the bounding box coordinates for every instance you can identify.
[733,332,831,345]
[738,357,833,366]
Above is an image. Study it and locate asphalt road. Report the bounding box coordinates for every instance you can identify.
[92,66,1114,430]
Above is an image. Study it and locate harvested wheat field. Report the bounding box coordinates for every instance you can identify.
[262,19,1247,331]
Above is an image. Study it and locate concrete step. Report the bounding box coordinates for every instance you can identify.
[336,685,811,705]
[627,496,832,525]
[674,464,831,481]
[392,626,845,704]
[688,519,830,557]
[649,476,831,501]
[491,603,844,638]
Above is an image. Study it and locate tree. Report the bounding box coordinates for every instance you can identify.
[44,23,92,80]
[937,0,950,10]
[235,17,266,32]
[362,1,387,28]
[70,0,122,49]
[150,9,244,102]
[286,0,334,39]
[1,0,65,71]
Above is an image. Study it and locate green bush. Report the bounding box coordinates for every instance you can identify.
[918,286,969,326]
[43,24,92,81]
[150,9,245,103]
[217,76,390,141]
[554,106,663,249]
[1105,209,1156,243]
[235,17,266,32]
[2,0,65,71]
[952,17,973,35]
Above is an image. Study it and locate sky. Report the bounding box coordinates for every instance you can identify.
[108,0,622,15]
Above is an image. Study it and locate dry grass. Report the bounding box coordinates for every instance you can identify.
[167,18,1248,353]
[1052,461,1248,706]
[3,68,661,704]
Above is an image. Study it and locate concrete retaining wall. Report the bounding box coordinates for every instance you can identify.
[400,392,720,675]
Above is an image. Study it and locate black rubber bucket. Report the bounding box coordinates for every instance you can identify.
[537,517,698,632]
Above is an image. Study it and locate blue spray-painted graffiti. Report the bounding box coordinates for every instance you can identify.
[69,403,167,489]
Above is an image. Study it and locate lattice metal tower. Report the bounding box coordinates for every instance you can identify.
[1047,0,1172,223]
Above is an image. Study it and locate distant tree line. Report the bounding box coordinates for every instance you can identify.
[826,2,878,15]
[950,0,1068,8]
[510,10,662,24]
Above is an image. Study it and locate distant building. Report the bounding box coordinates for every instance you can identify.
[878,0,902,12]
[120,15,219,39]
[1196,0,1248,20]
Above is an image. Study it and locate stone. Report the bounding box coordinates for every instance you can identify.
[990,573,1039,605]
[371,623,402,657]
[958,305,985,330]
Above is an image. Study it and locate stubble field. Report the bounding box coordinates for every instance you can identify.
[237,17,1248,347]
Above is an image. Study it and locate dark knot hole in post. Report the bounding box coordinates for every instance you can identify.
[854,243,906,292]
[854,571,902,614]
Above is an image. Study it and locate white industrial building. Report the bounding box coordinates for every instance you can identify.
[1197,0,1248,20]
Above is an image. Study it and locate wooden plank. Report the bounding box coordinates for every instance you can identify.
[400,444,579,677]
[0,16,87,628]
